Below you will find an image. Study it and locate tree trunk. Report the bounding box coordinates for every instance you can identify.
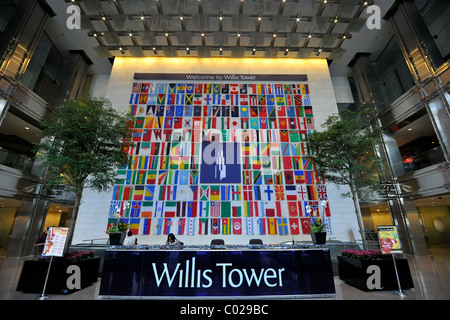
[350,185,368,250]
[64,187,83,251]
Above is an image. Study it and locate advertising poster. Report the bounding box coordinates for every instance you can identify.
[42,227,69,257]
[377,225,402,254]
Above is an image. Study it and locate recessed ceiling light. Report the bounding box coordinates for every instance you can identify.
[408,128,413,131]
[25,127,29,130]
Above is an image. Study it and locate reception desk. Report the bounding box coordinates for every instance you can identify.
[99,245,335,299]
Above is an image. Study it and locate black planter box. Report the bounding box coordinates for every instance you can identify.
[16,258,100,294]
[311,232,326,244]
[109,232,126,245]
[338,256,414,291]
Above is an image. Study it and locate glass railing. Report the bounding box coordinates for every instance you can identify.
[402,146,446,172]
[0,147,34,173]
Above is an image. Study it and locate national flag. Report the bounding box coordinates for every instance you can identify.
[133,186,144,200]
[153,201,164,218]
[243,202,252,217]
[221,202,231,218]
[199,201,209,217]
[126,218,140,234]
[317,185,328,200]
[267,218,277,235]
[256,218,266,235]
[194,83,203,93]
[305,170,318,184]
[210,186,220,201]
[109,200,121,217]
[232,218,242,234]
[168,83,177,93]
[139,94,148,104]
[200,186,209,200]
[274,185,285,200]
[231,201,242,217]
[199,218,208,235]
[288,202,298,217]
[240,106,249,117]
[176,201,187,217]
[141,201,154,217]
[275,201,286,217]
[284,170,294,185]
[285,185,297,200]
[222,218,231,235]
[243,170,252,184]
[296,185,308,201]
[273,170,283,184]
[153,217,163,235]
[253,170,262,185]
[210,201,220,217]
[289,218,300,235]
[277,218,289,235]
[243,185,253,201]
[307,185,318,200]
[300,217,311,234]
[220,185,231,201]
[163,218,174,234]
[132,83,141,93]
[122,186,134,200]
[211,218,220,234]
[231,185,241,200]
[112,186,123,200]
[142,218,152,235]
[120,200,131,217]
[176,218,185,235]
[176,185,190,201]
[294,170,305,184]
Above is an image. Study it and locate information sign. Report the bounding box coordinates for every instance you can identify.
[42,227,69,257]
[377,225,402,254]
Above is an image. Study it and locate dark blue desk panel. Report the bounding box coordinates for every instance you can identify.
[99,249,335,298]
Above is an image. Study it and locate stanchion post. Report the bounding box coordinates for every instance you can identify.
[36,256,53,300]
[392,254,406,298]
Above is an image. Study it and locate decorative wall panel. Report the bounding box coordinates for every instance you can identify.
[108,76,331,238]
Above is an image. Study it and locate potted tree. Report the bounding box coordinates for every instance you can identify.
[34,97,134,248]
[305,108,383,249]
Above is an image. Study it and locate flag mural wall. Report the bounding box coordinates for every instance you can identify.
[108,77,332,239]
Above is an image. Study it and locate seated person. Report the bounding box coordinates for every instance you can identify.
[165,233,181,246]
[125,230,137,245]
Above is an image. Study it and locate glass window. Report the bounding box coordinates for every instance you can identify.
[21,32,67,104]
[0,0,19,32]
[389,111,446,173]
[373,36,415,106]
[418,0,450,64]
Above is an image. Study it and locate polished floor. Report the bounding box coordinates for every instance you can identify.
[1,247,449,300]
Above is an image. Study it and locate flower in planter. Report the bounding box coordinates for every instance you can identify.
[341,249,386,260]
[307,204,327,233]
[311,215,326,233]
[107,213,129,234]
[63,250,95,262]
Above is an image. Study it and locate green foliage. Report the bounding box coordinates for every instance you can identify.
[310,217,326,233]
[34,97,134,196]
[306,107,383,197]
